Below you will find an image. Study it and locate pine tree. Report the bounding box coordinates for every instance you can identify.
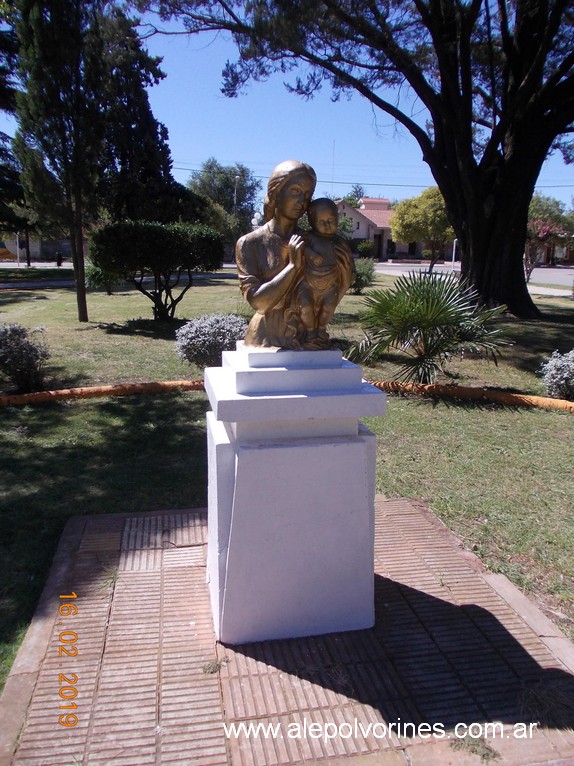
[15,0,107,322]
[0,12,24,230]
[98,9,178,222]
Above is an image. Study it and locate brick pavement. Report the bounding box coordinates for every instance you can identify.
[1,498,574,766]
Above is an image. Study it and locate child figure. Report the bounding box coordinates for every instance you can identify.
[296,198,355,348]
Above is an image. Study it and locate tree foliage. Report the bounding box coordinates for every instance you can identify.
[97,9,206,224]
[89,221,224,320]
[391,187,455,271]
[342,184,365,208]
[187,157,261,237]
[0,19,24,230]
[139,0,574,318]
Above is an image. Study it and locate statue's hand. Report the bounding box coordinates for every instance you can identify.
[289,234,305,270]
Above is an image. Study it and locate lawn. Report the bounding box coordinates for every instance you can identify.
[1,273,574,690]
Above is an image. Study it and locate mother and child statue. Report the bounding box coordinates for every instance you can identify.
[236,160,356,350]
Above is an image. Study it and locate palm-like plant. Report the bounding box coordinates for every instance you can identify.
[352,271,509,383]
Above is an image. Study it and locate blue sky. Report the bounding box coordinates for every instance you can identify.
[141,27,574,211]
[3,23,573,212]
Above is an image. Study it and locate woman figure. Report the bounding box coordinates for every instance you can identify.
[236,160,317,349]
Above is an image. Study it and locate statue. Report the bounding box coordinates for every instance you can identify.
[296,198,355,349]
[236,161,355,350]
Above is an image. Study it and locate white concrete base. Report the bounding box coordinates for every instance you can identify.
[205,344,386,645]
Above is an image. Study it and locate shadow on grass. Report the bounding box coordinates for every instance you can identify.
[501,302,574,375]
[97,317,187,339]
[43,366,93,392]
[0,290,50,308]
[194,271,238,285]
[378,389,524,412]
[0,268,76,281]
[0,392,209,671]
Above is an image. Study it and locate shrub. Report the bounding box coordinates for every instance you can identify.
[0,324,50,393]
[539,350,574,400]
[349,258,376,295]
[175,313,248,369]
[351,271,509,383]
[85,260,123,295]
[90,221,225,320]
[356,239,375,258]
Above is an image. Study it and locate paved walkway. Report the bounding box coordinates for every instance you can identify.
[1,497,574,766]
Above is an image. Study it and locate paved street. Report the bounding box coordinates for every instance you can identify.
[374,261,573,296]
[1,259,572,297]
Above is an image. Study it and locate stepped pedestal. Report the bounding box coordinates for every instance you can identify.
[205,343,386,645]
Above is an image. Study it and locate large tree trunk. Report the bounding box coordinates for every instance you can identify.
[457,187,542,319]
[431,125,546,319]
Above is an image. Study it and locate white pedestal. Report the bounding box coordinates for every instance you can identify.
[205,343,386,645]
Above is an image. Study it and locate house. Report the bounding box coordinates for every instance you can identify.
[537,239,574,265]
[336,197,423,260]
[0,234,72,263]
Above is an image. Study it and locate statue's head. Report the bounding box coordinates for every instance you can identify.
[308,197,339,236]
[263,160,317,222]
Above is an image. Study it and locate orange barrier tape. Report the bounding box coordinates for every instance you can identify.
[0,380,205,408]
[1,378,572,413]
[367,380,574,413]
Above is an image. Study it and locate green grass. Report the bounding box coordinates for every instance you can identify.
[530,281,572,292]
[1,276,574,690]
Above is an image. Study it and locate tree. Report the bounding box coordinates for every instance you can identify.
[89,221,224,320]
[0,14,24,231]
[187,157,261,237]
[342,183,365,208]
[391,187,455,272]
[15,0,108,322]
[97,8,206,224]
[139,0,574,318]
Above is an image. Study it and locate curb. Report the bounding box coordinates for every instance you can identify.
[0,378,572,414]
[367,379,574,413]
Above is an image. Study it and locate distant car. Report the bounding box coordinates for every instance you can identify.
[0,247,16,261]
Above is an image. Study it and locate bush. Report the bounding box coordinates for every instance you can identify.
[175,314,248,369]
[0,324,50,393]
[351,271,509,383]
[85,260,123,295]
[349,258,376,295]
[90,221,225,320]
[539,350,574,400]
[356,239,375,258]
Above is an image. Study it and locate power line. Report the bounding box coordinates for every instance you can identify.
[173,165,433,189]
[172,164,573,191]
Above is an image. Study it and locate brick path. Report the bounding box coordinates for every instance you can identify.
[1,498,574,766]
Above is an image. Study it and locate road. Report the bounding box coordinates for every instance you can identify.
[1,259,572,296]
[374,261,573,296]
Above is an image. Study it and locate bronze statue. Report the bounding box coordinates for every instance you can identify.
[236,161,355,350]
